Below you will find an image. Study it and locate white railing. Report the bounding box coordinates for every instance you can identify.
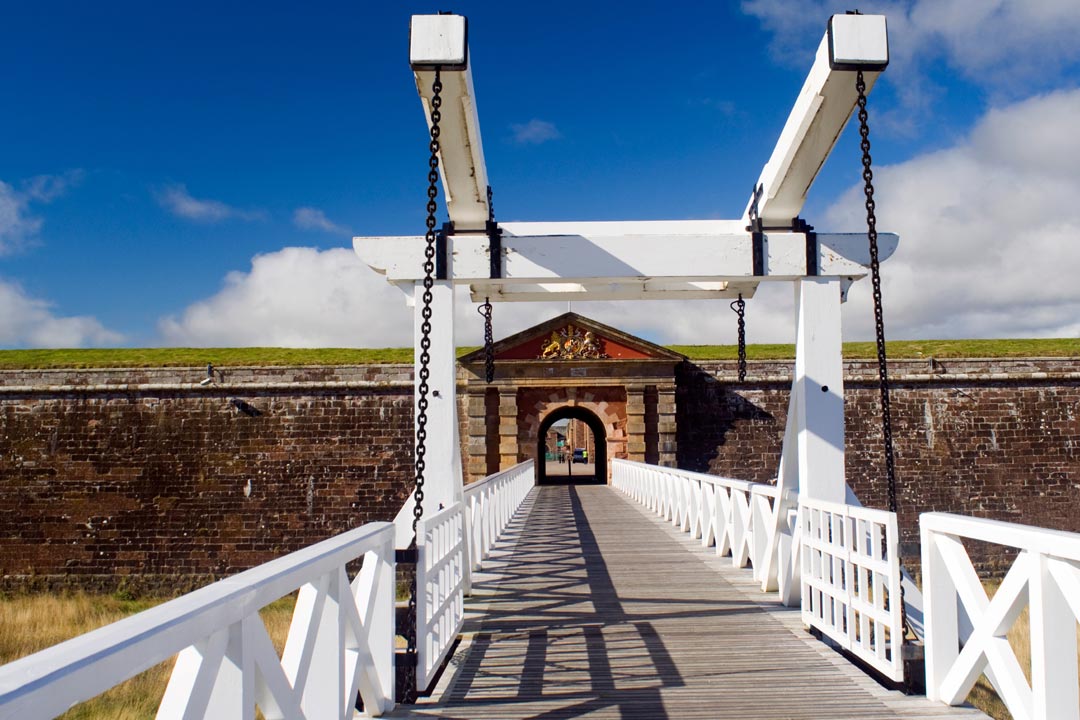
[463,460,535,580]
[612,460,766,572]
[0,522,397,719]
[613,459,906,681]
[415,502,465,691]
[800,498,904,681]
[923,513,1080,720]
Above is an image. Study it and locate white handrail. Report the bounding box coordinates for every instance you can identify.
[612,459,763,571]
[613,460,906,682]
[922,512,1080,720]
[416,502,465,691]
[0,522,397,719]
[463,460,535,583]
[800,497,904,681]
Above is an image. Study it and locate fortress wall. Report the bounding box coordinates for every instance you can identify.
[0,366,415,592]
[1,357,1077,589]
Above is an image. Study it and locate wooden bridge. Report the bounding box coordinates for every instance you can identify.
[3,12,1079,720]
[400,484,985,720]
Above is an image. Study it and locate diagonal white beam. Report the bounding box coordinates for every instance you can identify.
[411,14,490,231]
[744,14,888,226]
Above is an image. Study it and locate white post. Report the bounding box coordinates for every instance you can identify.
[793,278,846,503]
[413,277,464,517]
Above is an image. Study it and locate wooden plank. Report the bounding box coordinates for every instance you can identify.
[400,486,987,719]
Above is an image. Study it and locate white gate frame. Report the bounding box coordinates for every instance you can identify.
[356,11,897,529]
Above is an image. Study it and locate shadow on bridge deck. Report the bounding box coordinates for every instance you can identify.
[394,485,986,720]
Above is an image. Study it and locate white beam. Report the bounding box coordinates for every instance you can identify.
[353,220,896,289]
[411,14,490,232]
[793,278,846,503]
[744,14,888,226]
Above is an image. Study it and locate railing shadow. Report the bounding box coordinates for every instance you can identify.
[442,484,776,718]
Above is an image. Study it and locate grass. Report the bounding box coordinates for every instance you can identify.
[672,337,1080,361]
[0,591,296,719]
[0,338,1077,370]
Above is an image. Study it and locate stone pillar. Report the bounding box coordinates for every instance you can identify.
[498,387,519,469]
[657,383,678,467]
[626,383,647,463]
[466,389,488,482]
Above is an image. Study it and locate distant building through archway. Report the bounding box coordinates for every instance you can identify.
[459,313,684,484]
[536,405,606,484]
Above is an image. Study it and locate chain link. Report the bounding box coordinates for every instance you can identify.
[479,298,494,382]
[730,293,747,382]
[479,186,496,383]
[857,69,907,640]
[403,69,442,703]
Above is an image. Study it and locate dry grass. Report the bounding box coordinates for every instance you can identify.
[0,592,296,719]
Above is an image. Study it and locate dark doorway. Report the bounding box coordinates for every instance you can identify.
[537,406,607,485]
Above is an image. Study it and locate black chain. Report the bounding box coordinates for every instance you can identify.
[730,293,747,381]
[404,69,442,702]
[857,69,907,641]
[480,186,496,383]
[479,298,494,382]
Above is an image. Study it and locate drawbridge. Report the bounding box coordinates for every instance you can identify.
[2,12,1079,720]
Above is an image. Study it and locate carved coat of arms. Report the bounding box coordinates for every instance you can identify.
[539,325,609,360]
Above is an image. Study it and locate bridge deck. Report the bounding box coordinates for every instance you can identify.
[396,485,986,719]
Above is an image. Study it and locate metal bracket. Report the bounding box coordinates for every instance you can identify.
[486,220,502,279]
[436,222,453,280]
[793,217,818,276]
[749,217,765,276]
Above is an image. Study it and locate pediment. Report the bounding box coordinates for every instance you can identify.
[460,313,685,364]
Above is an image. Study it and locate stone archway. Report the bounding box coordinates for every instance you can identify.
[536,405,608,485]
[459,312,683,484]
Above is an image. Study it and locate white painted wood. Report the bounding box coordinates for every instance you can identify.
[799,497,904,681]
[794,278,846,503]
[353,228,898,292]
[411,15,490,231]
[409,14,467,67]
[416,502,467,690]
[744,15,885,225]
[404,279,463,547]
[611,460,765,572]
[922,512,1080,720]
[828,14,889,68]
[0,522,396,719]
[462,460,535,577]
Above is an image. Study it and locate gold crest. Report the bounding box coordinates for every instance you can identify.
[539,325,609,360]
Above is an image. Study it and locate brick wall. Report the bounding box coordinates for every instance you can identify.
[0,366,415,592]
[1,358,1077,589]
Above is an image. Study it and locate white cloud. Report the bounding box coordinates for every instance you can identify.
[158,247,414,347]
[740,0,1080,130]
[510,119,562,145]
[823,88,1080,340]
[162,88,1080,351]
[155,184,265,223]
[742,0,1080,80]
[0,171,82,255]
[0,278,123,348]
[293,206,351,235]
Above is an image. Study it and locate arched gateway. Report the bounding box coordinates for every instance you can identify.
[536,405,606,485]
[459,313,685,484]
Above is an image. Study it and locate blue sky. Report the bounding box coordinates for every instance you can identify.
[2,1,1079,348]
